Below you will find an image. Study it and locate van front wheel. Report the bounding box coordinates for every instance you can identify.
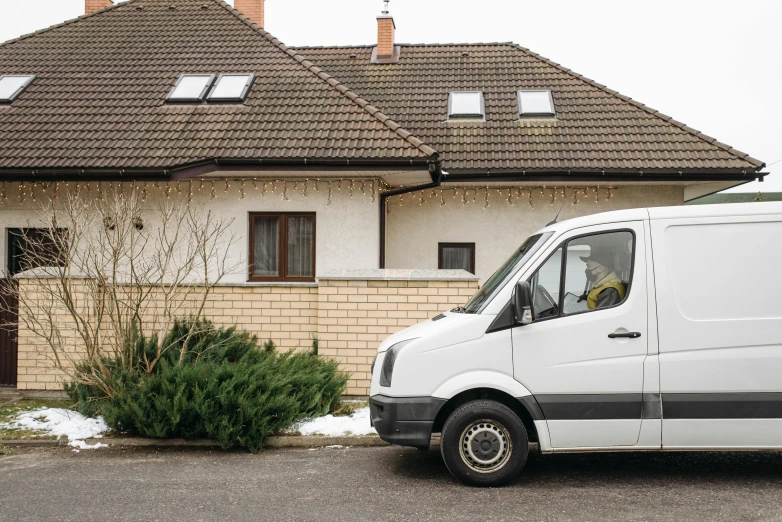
[440,400,528,487]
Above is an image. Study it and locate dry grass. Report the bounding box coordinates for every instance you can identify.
[331,399,368,417]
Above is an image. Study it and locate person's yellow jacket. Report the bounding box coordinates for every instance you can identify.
[587,272,626,309]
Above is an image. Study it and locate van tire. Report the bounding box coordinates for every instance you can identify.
[440,399,528,487]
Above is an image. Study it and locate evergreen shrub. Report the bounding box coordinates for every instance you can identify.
[66,319,348,451]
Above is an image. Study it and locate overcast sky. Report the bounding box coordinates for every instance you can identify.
[1,0,780,192]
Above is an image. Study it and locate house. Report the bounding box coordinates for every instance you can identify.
[0,0,766,395]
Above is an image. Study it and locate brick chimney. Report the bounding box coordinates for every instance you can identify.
[377,15,395,58]
[374,1,398,64]
[85,0,113,14]
[235,0,265,28]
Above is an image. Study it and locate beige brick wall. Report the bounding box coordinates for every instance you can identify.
[16,281,319,391]
[317,278,478,396]
[15,277,476,395]
[17,279,90,391]
[206,285,318,350]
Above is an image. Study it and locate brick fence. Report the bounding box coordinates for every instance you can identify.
[317,271,478,395]
[15,270,478,396]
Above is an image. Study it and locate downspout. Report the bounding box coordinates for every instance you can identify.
[379,158,444,268]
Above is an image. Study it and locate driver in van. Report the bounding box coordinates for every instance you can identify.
[580,249,626,310]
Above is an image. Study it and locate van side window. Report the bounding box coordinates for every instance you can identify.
[526,231,634,322]
[562,231,633,315]
[529,247,562,320]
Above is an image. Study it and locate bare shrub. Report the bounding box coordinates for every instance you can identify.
[0,188,240,396]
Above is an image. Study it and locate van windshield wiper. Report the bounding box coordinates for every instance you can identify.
[450,307,473,314]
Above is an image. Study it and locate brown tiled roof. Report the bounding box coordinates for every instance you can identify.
[0,0,436,172]
[0,1,764,178]
[297,43,765,175]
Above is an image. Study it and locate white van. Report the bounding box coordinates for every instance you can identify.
[369,202,782,487]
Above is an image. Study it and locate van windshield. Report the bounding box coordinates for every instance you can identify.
[462,233,551,314]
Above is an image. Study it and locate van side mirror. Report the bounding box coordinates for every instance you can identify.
[512,281,533,325]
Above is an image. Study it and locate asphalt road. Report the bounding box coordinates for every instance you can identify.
[2,445,782,521]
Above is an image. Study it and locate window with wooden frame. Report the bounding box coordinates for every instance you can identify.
[438,242,475,274]
[249,213,315,282]
[7,228,69,276]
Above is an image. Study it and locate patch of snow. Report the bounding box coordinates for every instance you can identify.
[294,407,376,437]
[325,444,345,449]
[0,408,109,449]
[69,438,108,450]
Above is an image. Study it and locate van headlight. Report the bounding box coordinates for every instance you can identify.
[379,338,418,387]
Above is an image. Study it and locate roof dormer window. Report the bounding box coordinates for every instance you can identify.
[448,91,485,119]
[166,74,216,103]
[518,90,556,117]
[207,74,255,103]
[0,75,35,104]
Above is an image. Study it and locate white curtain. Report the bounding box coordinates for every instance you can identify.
[253,216,279,276]
[287,216,313,277]
[441,246,472,273]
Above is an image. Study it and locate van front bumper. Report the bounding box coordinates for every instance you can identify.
[369,395,447,449]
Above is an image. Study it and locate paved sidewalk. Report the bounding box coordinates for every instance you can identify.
[2,446,782,521]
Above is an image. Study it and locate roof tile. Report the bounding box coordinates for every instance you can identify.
[298,42,762,173]
[0,0,435,170]
[0,1,762,175]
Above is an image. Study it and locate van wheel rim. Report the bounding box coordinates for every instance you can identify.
[460,420,511,473]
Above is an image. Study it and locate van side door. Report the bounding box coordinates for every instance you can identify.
[512,221,651,449]
[652,213,782,448]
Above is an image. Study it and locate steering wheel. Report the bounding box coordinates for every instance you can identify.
[533,285,558,319]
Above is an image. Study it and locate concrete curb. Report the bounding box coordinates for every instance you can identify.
[89,438,222,448]
[0,435,388,449]
[0,439,62,447]
[266,435,388,448]
[6,391,68,400]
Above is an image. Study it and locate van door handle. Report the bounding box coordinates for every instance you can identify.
[608,332,642,339]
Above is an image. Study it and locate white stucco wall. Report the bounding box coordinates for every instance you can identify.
[0,181,683,285]
[0,178,381,283]
[385,185,685,283]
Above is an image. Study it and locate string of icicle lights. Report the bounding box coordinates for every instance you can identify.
[388,186,616,209]
[0,178,391,206]
[0,180,615,208]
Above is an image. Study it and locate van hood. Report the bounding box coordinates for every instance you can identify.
[377,312,494,353]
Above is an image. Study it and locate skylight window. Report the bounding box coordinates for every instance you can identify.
[166,74,216,103]
[207,74,255,103]
[448,91,485,119]
[0,75,35,104]
[518,90,556,117]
